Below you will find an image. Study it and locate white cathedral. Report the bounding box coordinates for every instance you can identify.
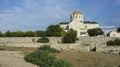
[59,10,100,37]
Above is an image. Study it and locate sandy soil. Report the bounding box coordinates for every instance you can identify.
[0,51,38,67]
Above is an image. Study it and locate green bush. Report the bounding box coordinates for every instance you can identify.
[24,45,71,67]
[38,45,60,53]
[37,37,49,43]
[106,40,114,46]
[87,28,104,36]
[114,39,120,45]
[0,48,5,50]
[24,50,56,67]
[62,29,77,43]
[107,39,120,46]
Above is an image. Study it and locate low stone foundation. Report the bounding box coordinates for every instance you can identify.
[0,43,90,51]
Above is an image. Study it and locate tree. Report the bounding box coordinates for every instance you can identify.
[46,25,63,37]
[62,29,77,43]
[15,31,24,37]
[87,28,104,36]
[35,30,46,37]
[0,31,2,37]
[7,32,16,37]
[7,31,24,37]
[24,31,36,37]
[117,27,120,32]
[60,30,66,37]
[4,30,11,37]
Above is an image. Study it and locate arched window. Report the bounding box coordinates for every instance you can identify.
[74,14,77,19]
[76,15,77,18]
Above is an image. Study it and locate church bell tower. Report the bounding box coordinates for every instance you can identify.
[70,10,83,23]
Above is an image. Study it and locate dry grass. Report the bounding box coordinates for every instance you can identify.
[0,46,37,54]
[0,46,120,67]
[56,50,120,67]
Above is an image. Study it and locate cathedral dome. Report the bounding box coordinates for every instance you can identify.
[72,10,82,15]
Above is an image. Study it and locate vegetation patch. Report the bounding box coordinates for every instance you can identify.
[37,37,49,43]
[46,25,65,37]
[38,45,60,53]
[62,29,77,43]
[87,28,104,36]
[24,45,72,67]
[0,48,5,50]
[82,44,90,46]
[106,39,120,46]
[0,24,64,37]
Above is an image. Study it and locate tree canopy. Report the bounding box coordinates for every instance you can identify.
[0,31,2,37]
[62,29,77,43]
[46,25,64,37]
[24,31,37,37]
[87,28,104,36]
[35,30,46,37]
[4,30,11,37]
[0,24,66,37]
[2,30,36,37]
[117,27,120,32]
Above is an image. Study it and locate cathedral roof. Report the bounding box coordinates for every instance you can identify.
[72,10,82,15]
[59,22,69,24]
[59,21,98,24]
[84,21,98,24]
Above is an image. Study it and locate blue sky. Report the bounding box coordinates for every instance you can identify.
[0,0,120,33]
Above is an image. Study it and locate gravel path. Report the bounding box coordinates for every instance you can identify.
[0,51,39,67]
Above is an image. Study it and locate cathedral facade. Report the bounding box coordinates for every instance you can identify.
[59,10,100,37]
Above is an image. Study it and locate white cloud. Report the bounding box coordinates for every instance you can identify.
[0,0,79,32]
[101,25,115,29]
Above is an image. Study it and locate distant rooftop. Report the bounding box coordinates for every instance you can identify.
[59,21,98,24]
[84,21,98,24]
[59,22,69,24]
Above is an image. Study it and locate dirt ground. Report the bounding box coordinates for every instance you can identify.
[0,46,120,67]
[0,51,38,67]
[56,51,120,67]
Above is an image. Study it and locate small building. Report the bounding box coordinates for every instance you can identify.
[59,10,100,37]
[107,30,120,37]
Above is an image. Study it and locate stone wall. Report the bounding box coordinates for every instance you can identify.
[0,37,62,44]
[77,37,119,45]
[0,37,119,44]
[96,46,120,52]
[0,43,90,51]
[0,37,120,52]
